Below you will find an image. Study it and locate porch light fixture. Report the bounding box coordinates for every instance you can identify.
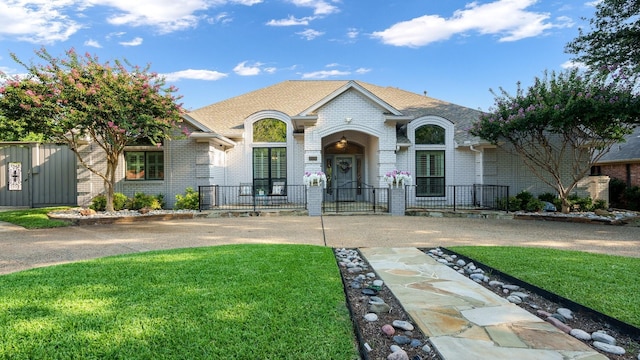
[339,135,348,145]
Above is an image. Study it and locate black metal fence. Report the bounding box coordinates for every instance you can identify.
[405,184,509,211]
[198,185,307,211]
[322,186,389,213]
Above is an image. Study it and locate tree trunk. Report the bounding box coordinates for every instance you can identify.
[104,155,119,212]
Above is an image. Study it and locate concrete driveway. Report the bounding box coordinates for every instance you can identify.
[1,215,638,275]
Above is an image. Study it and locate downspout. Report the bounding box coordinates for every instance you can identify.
[469,145,482,185]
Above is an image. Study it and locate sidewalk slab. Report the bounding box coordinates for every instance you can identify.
[360,247,607,360]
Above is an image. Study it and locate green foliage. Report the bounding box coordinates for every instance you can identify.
[415,124,445,144]
[609,177,627,208]
[253,118,286,142]
[566,0,640,78]
[593,199,608,210]
[623,186,640,211]
[90,193,128,211]
[0,47,185,211]
[525,198,545,212]
[0,245,358,359]
[497,196,522,211]
[126,192,163,210]
[174,187,199,210]
[450,246,640,328]
[470,68,639,213]
[537,192,557,203]
[515,191,534,206]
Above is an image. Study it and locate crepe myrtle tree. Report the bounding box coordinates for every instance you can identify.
[470,68,640,213]
[0,47,186,211]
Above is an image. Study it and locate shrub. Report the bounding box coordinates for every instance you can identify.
[127,192,163,210]
[537,192,557,203]
[593,199,608,210]
[515,191,534,208]
[609,178,627,208]
[623,186,640,211]
[175,187,199,210]
[89,193,128,211]
[525,198,545,212]
[497,196,522,211]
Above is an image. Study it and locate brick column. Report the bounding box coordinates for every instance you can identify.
[388,186,406,216]
[307,185,323,216]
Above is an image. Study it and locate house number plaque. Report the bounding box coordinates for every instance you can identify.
[8,162,22,191]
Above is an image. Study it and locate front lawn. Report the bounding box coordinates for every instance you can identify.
[449,246,640,328]
[0,207,71,229]
[0,244,358,359]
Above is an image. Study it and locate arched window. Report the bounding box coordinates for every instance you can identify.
[253,118,286,142]
[252,118,287,194]
[415,125,445,145]
[415,124,445,196]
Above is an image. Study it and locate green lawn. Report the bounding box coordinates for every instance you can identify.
[449,246,640,328]
[0,207,71,229]
[0,244,358,359]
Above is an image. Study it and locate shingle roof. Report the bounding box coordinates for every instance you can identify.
[186,80,484,144]
[597,126,640,163]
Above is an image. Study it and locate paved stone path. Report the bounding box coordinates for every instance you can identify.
[361,247,608,360]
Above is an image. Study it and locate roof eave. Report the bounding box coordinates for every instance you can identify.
[189,132,237,148]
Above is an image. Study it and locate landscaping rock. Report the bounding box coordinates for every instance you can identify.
[556,308,573,320]
[592,331,616,345]
[507,295,522,304]
[381,324,395,337]
[393,335,411,345]
[387,349,409,360]
[422,344,432,353]
[410,339,422,348]
[592,341,625,355]
[545,316,571,333]
[369,302,391,314]
[502,284,520,291]
[364,313,379,322]
[489,280,504,287]
[392,320,414,331]
[569,329,591,341]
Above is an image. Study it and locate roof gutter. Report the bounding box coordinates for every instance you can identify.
[189,132,237,148]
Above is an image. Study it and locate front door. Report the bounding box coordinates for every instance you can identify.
[335,156,355,201]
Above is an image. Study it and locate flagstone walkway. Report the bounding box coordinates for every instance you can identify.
[360,247,607,360]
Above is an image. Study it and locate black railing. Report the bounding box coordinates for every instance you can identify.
[405,184,510,211]
[198,185,307,211]
[322,185,389,213]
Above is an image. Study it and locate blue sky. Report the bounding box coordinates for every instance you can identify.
[0,0,596,112]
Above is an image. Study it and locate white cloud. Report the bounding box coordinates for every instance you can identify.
[286,0,339,16]
[297,28,324,40]
[266,15,311,26]
[84,39,102,47]
[231,0,263,5]
[561,60,587,70]
[162,69,228,82]
[233,61,263,76]
[346,28,358,39]
[372,0,559,47]
[355,67,371,74]
[264,67,277,74]
[0,0,82,43]
[302,69,350,79]
[119,37,143,46]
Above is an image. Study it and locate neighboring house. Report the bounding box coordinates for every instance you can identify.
[76,80,581,209]
[593,126,640,187]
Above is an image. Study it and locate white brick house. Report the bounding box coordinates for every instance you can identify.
[77,80,573,209]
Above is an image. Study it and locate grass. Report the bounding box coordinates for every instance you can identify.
[449,246,640,328]
[0,244,358,359]
[0,207,72,229]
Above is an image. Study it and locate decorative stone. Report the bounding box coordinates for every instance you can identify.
[373,279,384,287]
[393,335,411,345]
[390,345,402,353]
[350,281,362,289]
[556,308,573,320]
[545,316,571,333]
[537,310,553,318]
[369,302,391,314]
[502,284,520,291]
[410,339,422,348]
[511,291,529,300]
[470,273,485,281]
[381,324,395,336]
[592,331,616,345]
[456,259,466,267]
[422,344,432,353]
[366,272,376,278]
[489,280,504,287]
[569,329,591,341]
[392,320,414,331]
[507,295,522,304]
[364,313,379,322]
[592,341,625,355]
[387,349,409,360]
[549,313,567,323]
[362,288,378,296]
[369,296,385,304]
[347,267,363,273]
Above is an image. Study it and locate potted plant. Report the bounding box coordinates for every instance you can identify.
[384,170,412,188]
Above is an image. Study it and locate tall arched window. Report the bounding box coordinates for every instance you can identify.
[253,119,287,194]
[415,125,445,196]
